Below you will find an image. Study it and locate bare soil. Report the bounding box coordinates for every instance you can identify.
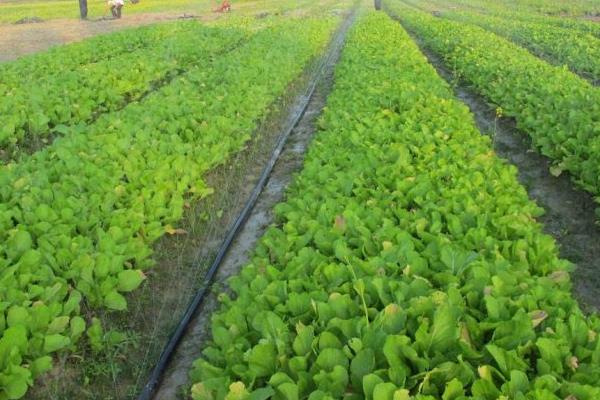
[581,15,600,22]
[395,22,600,313]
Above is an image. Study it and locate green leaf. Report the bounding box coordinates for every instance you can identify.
[54,124,73,136]
[7,230,32,260]
[334,240,353,262]
[318,331,342,350]
[69,316,86,341]
[104,290,128,311]
[442,378,465,400]
[363,374,384,400]
[471,378,501,399]
[313,365,348,397]
[248,343,277,378]
[0,365,31,400]
[536,338,563,374]
[506,370,530,397]
[315,348,348,371]
[47,316,70,335]
[6,306,29,328]
[383,335,410,368]
[43,334,71,353]
[486,344,528,376]
[117,269,146,292]
[105,330,127,346]
[1,325,28,355]
[373,382,397,400]
[87,317,104,352]
[380,303,406,334]
[275,382,298,400]
[440,246,477,275]
[252,311,287,340]
[351,348,375,388]
[30,356,53,378]
[292,323,314,356]
[423,304,459,354]
[248,387,276,400]
[269,372,293,387]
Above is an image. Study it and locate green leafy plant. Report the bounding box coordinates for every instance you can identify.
[189,11,600,400]
[0,21,250,154]
[387,1,600,221]
[440,9,600,82]
[0,16,338,399]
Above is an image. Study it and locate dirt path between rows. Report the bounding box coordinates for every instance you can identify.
[393,17,600,312]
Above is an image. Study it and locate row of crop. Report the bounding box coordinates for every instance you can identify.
[489,0,598,17]
[478,8,600,40]
[0,22,251,155]
[402,0,600,39]
[506,12,600,39]
[188,11,600,400]
[439,10,600,83]
[444,0,599,17]
[386,1,600,220]
[0,16,338,400]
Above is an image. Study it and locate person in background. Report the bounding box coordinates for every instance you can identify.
[108,0,125,18]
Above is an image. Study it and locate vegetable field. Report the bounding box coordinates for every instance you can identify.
[1,0,600,399]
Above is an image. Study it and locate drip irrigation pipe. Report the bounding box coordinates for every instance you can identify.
[137,10,356,400]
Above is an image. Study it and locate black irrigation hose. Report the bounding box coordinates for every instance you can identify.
[137,10,356,400]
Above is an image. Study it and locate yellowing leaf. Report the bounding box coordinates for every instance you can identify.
[117,269,146,292]
[549,165,563,177]
[529,310,548,328]
[333,215,346,232]
[478,365,493,381]
[165,225,188,235]
[191,383,212,400]
[568,356,579,370]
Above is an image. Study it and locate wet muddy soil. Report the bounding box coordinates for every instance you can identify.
[151,12,353,400]
[393,20,600,312]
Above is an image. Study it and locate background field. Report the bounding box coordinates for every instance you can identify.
[0,0,211,23]
[0,0,319,61]
[2,0,597,24]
